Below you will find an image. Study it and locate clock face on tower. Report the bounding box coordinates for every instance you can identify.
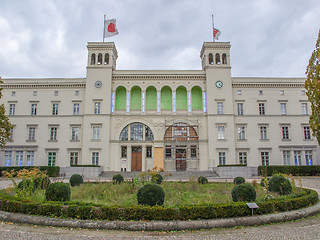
[215,81,223,88]
[95,81,102,88]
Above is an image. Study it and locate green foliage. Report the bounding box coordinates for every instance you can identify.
[45,182,71,201]
[137,184,165,206]
[305,30,320,145]
[33,176,51,189]
[231,183,256,202]
[260,177,270,187]
[268,174,292,195]
[69,174,83,187]
[233,176,246,185]
[112,174,124,184]
[258,165,320,176]
[0,93,13,149]
[151,173,163,184]
[0,166,60,177]
[198,176,208,184]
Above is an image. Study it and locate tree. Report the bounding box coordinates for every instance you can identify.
[0,79,13,148]
[305,30,320,145]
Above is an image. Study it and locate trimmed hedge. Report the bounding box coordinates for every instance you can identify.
[233,176,245,185]
[137,184,165,206]
[0,188,317,221]
[69,174,84,187]
[198,176,208,184]
[258,165,320,176]
[0,166,60,177]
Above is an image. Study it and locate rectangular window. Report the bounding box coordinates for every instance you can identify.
[52,103,58,115]
[259,90,263,95]
[259,103,265,115]
[237,90,242,95]
[28,127,36,141]
[302,103,308,115]
[9,104,15,116]
[26,151,34,166]
[48,152,56,166]
[15,151,23,166]
[280,103,286,115]
[33,91,37,96]
[93,126,100,140]
[237,103,244,115]
[94,102,100,114]
[282,126,289,140]
[219,152,226,165]
[239,152,247,165]
[217,126,225,140]
[165,146,172,158]
[280,90,284,95]
[130,122,143,141]
[75,91,79,96]
[305,150,313,166]
[304,126,311,140]
[5,151,12,166]
[294,151,301,166]
[260,126,267,140]
[92,152,99,165]
[283,151,291,165]
[217,102,223,114]
[121,146,127,158]
[54,91,59,96]
[50,127,57,141]
[238,126,246,140]
[11,91,16,96]
[191,145,197,158]
[70,152,79,165]
[73,103,79,115]
[31,104,37,115]
[146,146,152,158]
[261,152,269,166]
[71,127,79,140]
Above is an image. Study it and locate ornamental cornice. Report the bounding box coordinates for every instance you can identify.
[232,83,304,88]
[112,73,206,81]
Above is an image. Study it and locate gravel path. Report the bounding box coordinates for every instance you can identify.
[0,177,319,239]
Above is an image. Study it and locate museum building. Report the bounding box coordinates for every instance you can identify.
[0,41,319,171]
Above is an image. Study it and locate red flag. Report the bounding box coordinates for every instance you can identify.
[213,28,221,40]
[104,19,119,38]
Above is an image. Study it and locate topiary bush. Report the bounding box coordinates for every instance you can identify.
[198,176,208,184]
[137,184,165,206]
[112,174,124,184]
[45,182,71,201]
[151,173,163,184]
[268,174,292,195]
[231,183,256,202]
[69,174,83,187]
[233,176,246,185]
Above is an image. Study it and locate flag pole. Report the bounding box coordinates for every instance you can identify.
[212,14,215,42]
[103,14,106,42]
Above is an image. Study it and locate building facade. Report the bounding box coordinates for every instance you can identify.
[0,41,319,171]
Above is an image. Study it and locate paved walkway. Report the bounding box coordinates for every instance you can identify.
[0,177,319,239]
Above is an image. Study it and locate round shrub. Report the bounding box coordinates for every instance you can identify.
[233,176,246,185]
[137,184,165,206]
[45,182,71,201]
[268,174,292,195]
[152,173,163,184]
[231,183,256,202]
[112,174,124,184]
[198,176,208,184]
[69,174,83,187]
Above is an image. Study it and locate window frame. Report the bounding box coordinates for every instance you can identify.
[52,103,59,115]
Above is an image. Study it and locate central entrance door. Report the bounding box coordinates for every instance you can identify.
[176,147,186,171]
[131,146,142,171]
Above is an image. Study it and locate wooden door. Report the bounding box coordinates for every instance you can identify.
[131,146,142,171]
[176,148,186,171]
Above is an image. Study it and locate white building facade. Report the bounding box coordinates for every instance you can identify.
[0,41,319,171]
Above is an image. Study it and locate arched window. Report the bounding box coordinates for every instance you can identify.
[215,53,221,64]
[222,53,227,64]
[146,86,157,110]
[208,53,214,65]
[161,86,172,110]
[176,86,187,110]
[97,53,103,64]
[115,86,126,110]
[104,53,109,64]
[119,122,154,141]
[191,86,202,110]
[91,53,96,65]
[130,86,142,110]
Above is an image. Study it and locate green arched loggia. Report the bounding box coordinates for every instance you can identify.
[130,86,142,110]
[191,86,203,110]
[176,86,187,110]
[146,86,157,110]
[115,86,126,110]
[161,86,172,110]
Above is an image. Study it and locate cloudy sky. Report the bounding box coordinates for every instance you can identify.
[0,0,319,78]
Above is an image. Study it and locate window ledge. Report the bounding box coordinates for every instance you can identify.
[237,139,247,142]
[70,140,80,142]
[48,140,58,142]
[26,140,36,142]
[282,139,291,141]
[91,139,101,142]
[217,139,227,141]
[260,139,269,141]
